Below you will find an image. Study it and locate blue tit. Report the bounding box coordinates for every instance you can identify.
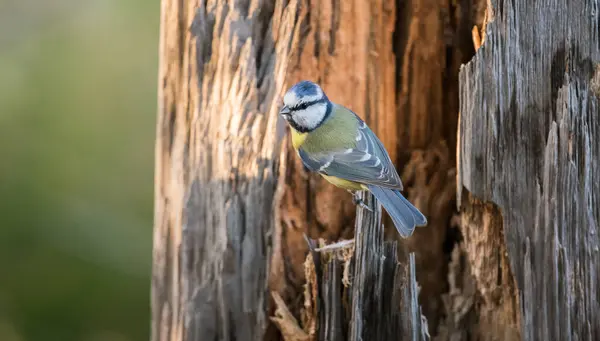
[279,80,427,238]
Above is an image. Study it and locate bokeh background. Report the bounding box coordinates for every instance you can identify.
[1,1,158,340]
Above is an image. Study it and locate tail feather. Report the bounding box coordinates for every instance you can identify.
[367,185,427,238]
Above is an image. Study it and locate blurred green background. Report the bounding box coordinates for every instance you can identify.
[0,1,158,340]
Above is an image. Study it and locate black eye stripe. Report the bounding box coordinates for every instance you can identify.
[290,98,327,111]
[295,103,309,110]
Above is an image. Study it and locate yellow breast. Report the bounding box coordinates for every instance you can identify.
[321,175,366,191]
[290,129,308,150]
[287,105,367,191]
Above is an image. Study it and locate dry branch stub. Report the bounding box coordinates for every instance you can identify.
[274,192,429,341]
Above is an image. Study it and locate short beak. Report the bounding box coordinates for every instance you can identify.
[279,105,291,120]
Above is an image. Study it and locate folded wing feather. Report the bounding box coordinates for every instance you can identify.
[298,117,404,190]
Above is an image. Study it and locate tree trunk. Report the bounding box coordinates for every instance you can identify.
[150,0,531,339]
[152,0,412,339]
[458,0,600,340]
[152,1,302,339]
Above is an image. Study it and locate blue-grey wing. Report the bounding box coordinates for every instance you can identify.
[298,118,403,190]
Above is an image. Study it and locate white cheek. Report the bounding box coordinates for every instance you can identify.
[293,103,327,130]
[284,91,299,106]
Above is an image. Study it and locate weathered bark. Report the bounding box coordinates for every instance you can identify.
[458,0,600,340]
[152,0,521,339]
[152,1,305,340]
[153,0,416,340]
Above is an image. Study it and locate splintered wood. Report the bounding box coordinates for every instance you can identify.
[270,293,310,341]
[274,193,429,341]
[458,0,600,340]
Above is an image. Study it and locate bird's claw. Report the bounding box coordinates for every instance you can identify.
[351,192,373,212]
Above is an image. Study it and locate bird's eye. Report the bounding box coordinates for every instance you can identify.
[294,102,309,111]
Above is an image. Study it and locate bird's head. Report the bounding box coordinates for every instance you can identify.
[280,80,331,132]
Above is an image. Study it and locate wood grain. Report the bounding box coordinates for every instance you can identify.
[153,1,306,340]
[151,0,600,339]
[458,0,600,339]
[153,0,410,340]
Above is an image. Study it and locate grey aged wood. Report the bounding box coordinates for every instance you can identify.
[305,192,429,341]
[458,0,600,340]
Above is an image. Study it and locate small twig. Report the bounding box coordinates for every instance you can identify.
[314,239,355,252]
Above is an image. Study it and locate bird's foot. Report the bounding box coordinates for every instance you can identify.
[314,239,355,252]
[350,191,373,212]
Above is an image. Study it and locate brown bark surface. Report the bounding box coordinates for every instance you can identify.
[150,0,600,340]
[152,1,305,340]
[151,0,474,338]
[152,0,410,339]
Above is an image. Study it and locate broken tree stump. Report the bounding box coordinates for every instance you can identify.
[272,192,429,341]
